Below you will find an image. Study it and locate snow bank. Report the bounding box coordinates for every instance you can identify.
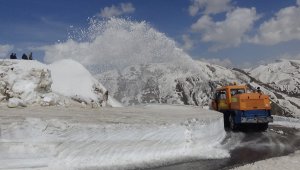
[271,115,300,129]
[48,59,122,107]
[0,105,227,170]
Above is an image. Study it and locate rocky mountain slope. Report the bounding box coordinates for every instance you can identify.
[95,61,237,107]
[247,59,300,117]
[249,59,300,96]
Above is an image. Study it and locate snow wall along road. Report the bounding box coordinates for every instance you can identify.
[0,105,228,170]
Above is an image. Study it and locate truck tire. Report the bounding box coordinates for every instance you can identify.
[224,113,230,130]
[229,114,238,131]
[259,123,268,131]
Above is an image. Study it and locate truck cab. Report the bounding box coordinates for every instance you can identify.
[211,84,273,131]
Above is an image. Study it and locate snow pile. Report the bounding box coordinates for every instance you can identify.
[0,60,54,107]
[0,59,122,107]
[0,105,227,170]
[48,59,122,107]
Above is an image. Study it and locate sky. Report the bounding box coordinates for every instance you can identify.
[0,0,300,68]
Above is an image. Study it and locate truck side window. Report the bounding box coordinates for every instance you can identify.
[214,93,218,100]
[231,89,237,96]
[237,89,245,94]
[215,92,219,100]
[231,89,245,96]
[220,91,226,100]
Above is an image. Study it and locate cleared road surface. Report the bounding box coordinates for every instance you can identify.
[153,125,300,170]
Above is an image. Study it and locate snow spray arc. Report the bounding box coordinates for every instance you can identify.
[43,17,198,73]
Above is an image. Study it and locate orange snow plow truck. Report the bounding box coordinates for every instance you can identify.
[211,83,273,131]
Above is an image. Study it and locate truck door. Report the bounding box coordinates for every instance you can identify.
[217,90,229,110]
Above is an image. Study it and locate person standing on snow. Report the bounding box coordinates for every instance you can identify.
[22,53,28,60]
[28,52,33,60]
[10,53,17,59]
[256,87,262,94]
[102,91,109,106]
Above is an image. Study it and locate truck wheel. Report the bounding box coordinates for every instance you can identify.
[229,114,237,131]
[224,113,230,130]
[259,123,268,131]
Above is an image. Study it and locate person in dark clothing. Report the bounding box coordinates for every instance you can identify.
[256,87,262,93]
[104,91,109,100]
[22,53,28,60]
[102,91,109,106]
[28,52,33,60]
[10,53,17,59]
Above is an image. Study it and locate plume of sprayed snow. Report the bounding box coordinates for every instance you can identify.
[43,18,198,73]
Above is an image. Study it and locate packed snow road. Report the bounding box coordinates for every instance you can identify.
[154,124,300,170]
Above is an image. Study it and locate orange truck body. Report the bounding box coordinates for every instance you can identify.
[211,84,273,130]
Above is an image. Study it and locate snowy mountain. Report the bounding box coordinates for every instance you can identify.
[96,59,300,118]
[250,59,300,96]
[0,59,121,107]
[246,59,300,118]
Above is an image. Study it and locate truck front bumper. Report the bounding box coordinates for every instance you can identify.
[241,116,273,123]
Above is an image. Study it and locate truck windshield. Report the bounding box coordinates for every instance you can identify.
[231,89,245,96]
